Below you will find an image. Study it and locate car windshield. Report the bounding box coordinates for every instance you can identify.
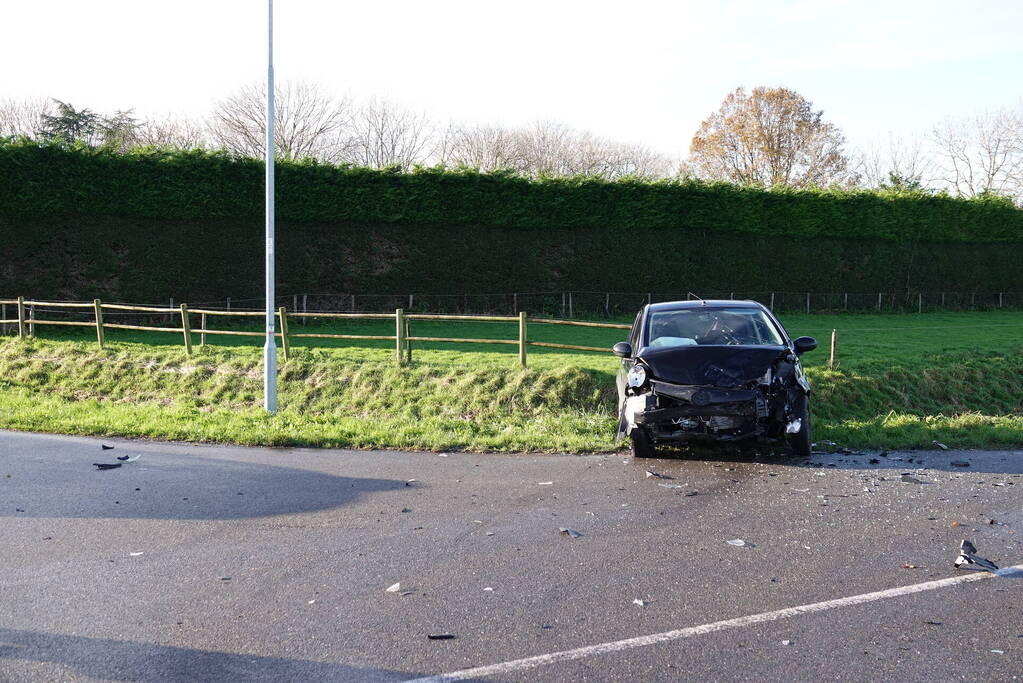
[644,307,785,348]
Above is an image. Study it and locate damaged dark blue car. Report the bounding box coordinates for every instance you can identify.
[614,300,817,458]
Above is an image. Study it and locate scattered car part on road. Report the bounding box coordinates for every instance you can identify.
[954,540,999,572]
[559,527,582,538]
[92,463,122,470]
[427,634,456,640]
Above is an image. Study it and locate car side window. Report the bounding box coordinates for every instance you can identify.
[628,310,643,350]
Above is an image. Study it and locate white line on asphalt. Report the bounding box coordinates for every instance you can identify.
[410,565,1023,682]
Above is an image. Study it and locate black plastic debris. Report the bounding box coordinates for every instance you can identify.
[93,463,122,470]
[116,454,143,462]
[645,470,673,480]
[868,458,880,465]
[101,444,114,450]
[954,539,999,573]
[951,460,970,468]
[559,527,583,539]
[427,634,456,640]
[933,441,949,450]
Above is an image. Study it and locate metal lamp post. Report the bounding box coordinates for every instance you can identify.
[264,0,277,413]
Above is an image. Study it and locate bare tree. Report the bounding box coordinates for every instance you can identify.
[856,132,937,190]
[436,122,519,171]
[0,97,53,138]
[932,107,1023,198]
[208,81,353,161]
[438,119,671,179]
[343,97,433,169]
[689,86,852,187]
[135,114,208,149]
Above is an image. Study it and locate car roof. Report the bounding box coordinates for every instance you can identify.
[646,299,765,312]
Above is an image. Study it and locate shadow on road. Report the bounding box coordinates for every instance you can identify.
[0,627,418,682]
[637,443,1023,476]
[1,446,406,521]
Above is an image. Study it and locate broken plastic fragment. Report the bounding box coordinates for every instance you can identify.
[427,634,455,640]
[116,453,143,462]
[538,482,553,486]
[308,599,316,604]
[645,470,673,480]
[483,587,494,592]
[101,444,114,450]
[932,441,949,450]
[954,539,998,573]
[950,460,970,468]
[92,463,122,470]
[900,474,925,484]
[781,640,791,646]
[386,582,402,593]
[559,527,582,538]
[901,563,920,569]
[657,483,683,489]
[727,539,746,547]
[632,599,646,607]
[130,552,144,557]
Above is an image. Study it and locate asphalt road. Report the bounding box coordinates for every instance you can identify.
[1,431,1021,682]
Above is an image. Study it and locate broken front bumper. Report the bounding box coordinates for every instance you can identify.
[628,380,776,443]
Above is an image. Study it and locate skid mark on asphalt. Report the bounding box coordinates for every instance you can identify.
[410,565,1023,682]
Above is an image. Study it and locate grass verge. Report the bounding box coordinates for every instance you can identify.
[0,326,1021,451]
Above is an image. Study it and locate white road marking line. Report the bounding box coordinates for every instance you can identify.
[410,565,1023,682]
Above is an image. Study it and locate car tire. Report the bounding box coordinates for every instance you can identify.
[788,393,812,457]
[630,427,656,458]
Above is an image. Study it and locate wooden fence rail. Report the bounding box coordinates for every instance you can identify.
[1,298,624,366]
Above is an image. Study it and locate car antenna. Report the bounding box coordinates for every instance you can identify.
[687,292,706,305]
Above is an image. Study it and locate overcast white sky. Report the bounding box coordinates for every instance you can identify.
[4,0,1022,159]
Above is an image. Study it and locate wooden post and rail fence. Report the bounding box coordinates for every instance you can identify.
[0,297,631,367]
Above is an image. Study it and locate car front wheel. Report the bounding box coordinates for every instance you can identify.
[788,393,812,457]
[630,427,656,458]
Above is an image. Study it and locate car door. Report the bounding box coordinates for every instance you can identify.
[616,307,646,436]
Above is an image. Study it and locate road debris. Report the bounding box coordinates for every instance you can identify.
[726,539,746,547]
[901,563,920,569]
[483,587,494,592]
[950,460,970,468]
[308,599,316,604]
[116,453,143,462]
[632,599,646,607]
[219,576,231,581]
[932,440,949,450]
[954,539,999,573]
[645,470,673,480]
[868,458,880,465]
[101,444,115,450]
[405,479,417,486]
[781,640,792,646]
[92,463,122,470]
[991,650,1005,654]
[657,483,684,490]
[427,634,456,640]
[923,621,942,626]
[559,527,583,539]
[538,481,553,486]
[386,582,402,593]
[900,473,925,484]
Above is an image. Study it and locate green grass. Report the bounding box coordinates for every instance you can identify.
[1,310,1021,452]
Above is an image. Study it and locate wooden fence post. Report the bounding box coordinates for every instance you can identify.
[828,329,837,370]
[877,292,882,311]
[277,307,290,361]
[200,312,207,346]
[1,303,5,335]
[769,292,775,310]
[395,308,405,365]
[918,292,922,313]
[179,304,192,355]
[93,299,105,348]
[404,317,412,363]
[302,294,308,325]
[518,311,527,367]
[17,296,26,339]
[28,304,34,337]
[806,292,810,314]
[568,292,573,318]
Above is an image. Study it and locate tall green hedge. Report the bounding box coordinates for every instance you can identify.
[1,139,1022,304]
[2,140,1020,242]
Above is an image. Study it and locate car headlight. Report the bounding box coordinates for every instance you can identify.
[627,364,648,388]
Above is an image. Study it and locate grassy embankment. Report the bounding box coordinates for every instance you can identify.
[0,311,1021,451]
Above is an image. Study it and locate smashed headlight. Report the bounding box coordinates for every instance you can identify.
[627,364,648,388]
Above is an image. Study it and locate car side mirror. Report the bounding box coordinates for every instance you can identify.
[793,336,817,354]
[612,341,632,358]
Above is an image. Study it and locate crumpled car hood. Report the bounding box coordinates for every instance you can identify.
[637,345,787,387]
